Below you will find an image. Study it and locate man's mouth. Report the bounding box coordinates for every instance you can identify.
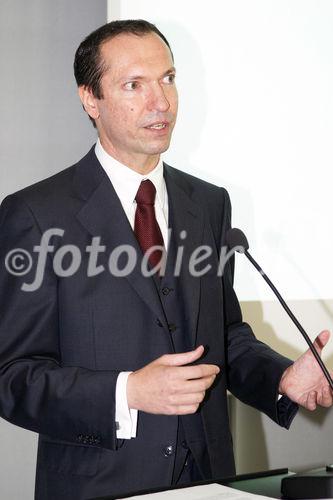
[144,122,168,130]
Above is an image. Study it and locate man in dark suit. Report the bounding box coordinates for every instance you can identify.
[0,19,332,500]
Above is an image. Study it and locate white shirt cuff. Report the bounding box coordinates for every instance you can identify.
[115,371,138,439]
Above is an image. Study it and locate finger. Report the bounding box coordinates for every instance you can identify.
[161,345,205,367]
[313,330,331,355]
[318,386,333,408]
[305,390,317,411]
[177,375,217,394]
[178,363,220,380]
[173,404,200,415]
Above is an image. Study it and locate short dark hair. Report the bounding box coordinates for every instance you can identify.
[74,19,173,126]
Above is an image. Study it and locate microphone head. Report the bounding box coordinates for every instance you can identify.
[226,228,249,253]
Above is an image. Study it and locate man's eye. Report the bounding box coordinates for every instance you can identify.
[124,81,139,90]
[163,74,176,84]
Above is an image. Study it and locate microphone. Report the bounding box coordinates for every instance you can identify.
[226,227,333,391]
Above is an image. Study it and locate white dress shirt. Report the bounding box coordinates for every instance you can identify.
[95,139,169,439]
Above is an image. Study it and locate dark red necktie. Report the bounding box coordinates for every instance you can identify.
[134,179,164,272]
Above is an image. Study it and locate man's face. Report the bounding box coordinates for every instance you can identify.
[85,32,178,172]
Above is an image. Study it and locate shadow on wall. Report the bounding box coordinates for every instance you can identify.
[240,299,333,366]
[228,394,269,473]
[230,397,333,474]
[230,299,333,474]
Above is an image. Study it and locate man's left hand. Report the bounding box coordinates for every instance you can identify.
[279,330,333,411]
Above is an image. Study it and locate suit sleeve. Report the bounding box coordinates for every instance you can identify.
[0,194,119,449]
[219,188,298,428]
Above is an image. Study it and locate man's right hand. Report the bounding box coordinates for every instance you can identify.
[126,345,220,415]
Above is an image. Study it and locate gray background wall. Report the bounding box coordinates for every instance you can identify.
[0,2,106,498]
[0,0,104,198]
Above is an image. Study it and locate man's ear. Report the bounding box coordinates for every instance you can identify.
[78,86,100,121]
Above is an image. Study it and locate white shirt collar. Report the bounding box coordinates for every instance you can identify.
[94,138,166,209]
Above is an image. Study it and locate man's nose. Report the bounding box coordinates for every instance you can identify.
[148,84,170,112]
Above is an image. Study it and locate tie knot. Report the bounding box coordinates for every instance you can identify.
[135,179,156,205]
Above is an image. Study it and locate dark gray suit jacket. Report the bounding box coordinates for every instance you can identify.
[0,147,296,499]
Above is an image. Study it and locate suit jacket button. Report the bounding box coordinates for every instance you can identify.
[163,445,174,457]
[181,440,188,449]
[162,287,172,296]
[156,319,163,327]
[168,324,177,333]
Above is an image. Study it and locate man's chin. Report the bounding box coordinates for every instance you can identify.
[144,139,172,155]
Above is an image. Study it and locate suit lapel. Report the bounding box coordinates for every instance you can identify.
[164,164,205,348]
[73,148,168,328]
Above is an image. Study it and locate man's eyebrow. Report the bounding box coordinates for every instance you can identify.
[118,67,176,82]
[163,66,176,75]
